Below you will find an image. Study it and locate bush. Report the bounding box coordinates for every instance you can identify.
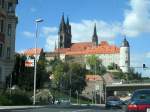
[10,92,32,105]
[0,95,12,105]
[0,91,32,105]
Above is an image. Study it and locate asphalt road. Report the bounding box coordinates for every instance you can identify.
[1,105,126,112]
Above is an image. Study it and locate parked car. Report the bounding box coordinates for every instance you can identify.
[105,96,123,109]
[54,98,70,105]
[125,89,150,112]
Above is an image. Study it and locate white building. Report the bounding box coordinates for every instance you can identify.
[0,0,18,87]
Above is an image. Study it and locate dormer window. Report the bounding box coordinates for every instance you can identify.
[8,2,14,13]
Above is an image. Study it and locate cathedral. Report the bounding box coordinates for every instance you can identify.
[46,15,130,73]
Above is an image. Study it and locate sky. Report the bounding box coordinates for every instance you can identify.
[16,0,150,77]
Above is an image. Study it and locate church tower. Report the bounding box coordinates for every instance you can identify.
[58,14,72,48]
[92,24,98,46]
[119,37,130,73]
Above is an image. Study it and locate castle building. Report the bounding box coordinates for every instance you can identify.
[0,0,18,87]
[45,15,130,73]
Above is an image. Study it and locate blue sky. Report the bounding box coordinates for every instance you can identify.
[16,0,150,77]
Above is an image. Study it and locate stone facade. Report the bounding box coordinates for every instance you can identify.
[0,0,18,87]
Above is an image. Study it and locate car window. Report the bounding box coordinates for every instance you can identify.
[133,91,150,100]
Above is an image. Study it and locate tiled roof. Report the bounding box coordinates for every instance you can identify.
[86,75,103,81]
[23,48,43,56]
[55,42,93,53]
[71,42,93,51]
[55,41,120,56]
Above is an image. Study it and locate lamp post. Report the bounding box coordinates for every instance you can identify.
[33,18,43,105]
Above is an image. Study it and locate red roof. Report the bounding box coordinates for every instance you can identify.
[55,41,120,56]
[86,75,103,81]
[23,48,43,56]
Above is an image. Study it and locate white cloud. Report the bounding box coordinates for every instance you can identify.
[45,35,58,51]
[42,26,58,36]
[146,52,150,58]
[17,49,25,54]
[71,20,121,42]
[123,0,150,37]
[22,31,34,38]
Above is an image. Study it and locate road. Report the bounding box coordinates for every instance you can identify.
[1,105,125,112]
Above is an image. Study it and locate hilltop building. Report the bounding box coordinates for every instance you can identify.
[0,0,18,87]
[45,15,130,73]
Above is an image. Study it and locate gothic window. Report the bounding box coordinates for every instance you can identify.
[0,20,4,33]
[0,44,3,57]
[7,24,12,36]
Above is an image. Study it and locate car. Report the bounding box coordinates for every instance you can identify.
[105,96,123,109]
[60,99,70,105]
[125,89,150,112]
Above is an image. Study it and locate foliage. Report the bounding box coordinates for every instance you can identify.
[127,68,142,80]
[86,55,106,75]
[0,91,32,105]
[35,89,53,104]
[107,63,118,70]
[50,58,87,95]
[7,54,49,91]
[111,68,142,81]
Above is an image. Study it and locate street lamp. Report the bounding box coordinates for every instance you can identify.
[33,18,43,105]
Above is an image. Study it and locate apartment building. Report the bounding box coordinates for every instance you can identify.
[0,0,18,87]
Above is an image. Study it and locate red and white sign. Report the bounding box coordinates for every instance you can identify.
[25,59,34,67]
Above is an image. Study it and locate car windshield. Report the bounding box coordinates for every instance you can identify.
[107,96,120,101]
[133,90,150,100]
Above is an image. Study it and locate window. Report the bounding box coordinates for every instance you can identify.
[0,20,4,33]
[7,24,12,36]
[8,2,14,13]
[0,67,2,82]
[1,0,4,8]
[7,47,10,58]
[0,44,3,57]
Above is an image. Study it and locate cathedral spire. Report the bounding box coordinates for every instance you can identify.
[67,16,69,25]
[59,13,66,32]
[92,23,98,46]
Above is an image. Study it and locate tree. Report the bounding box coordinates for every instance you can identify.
[51,60,87,95]
[86,55,106,75]
[9,54,49,91]
[107,63,117,70]
[66,62,87,94]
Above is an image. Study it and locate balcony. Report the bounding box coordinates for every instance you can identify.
[0,32,5,43]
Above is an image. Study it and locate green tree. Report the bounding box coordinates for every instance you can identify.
[9,54,49,91]
[86,55,106,75]
[51,60,87,95]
